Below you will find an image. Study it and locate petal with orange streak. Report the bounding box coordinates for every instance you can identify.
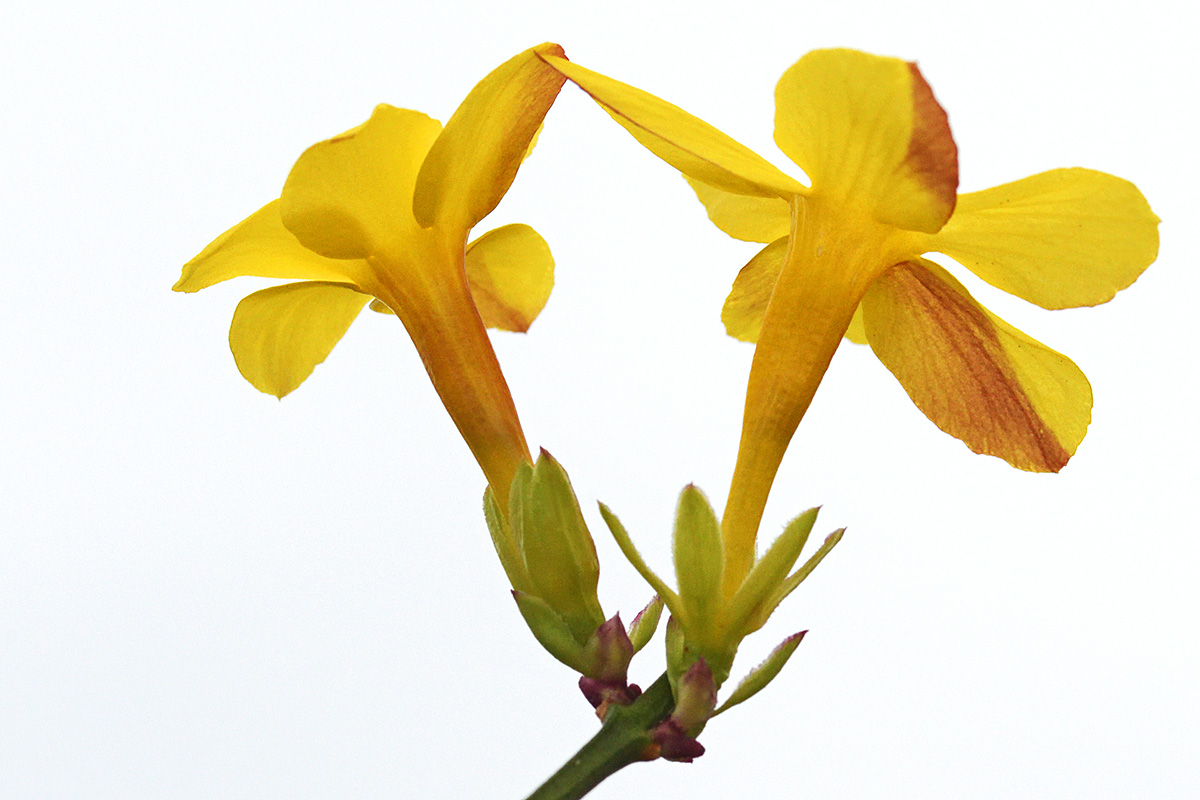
[862,259,1091,472]
[774,49,958,233]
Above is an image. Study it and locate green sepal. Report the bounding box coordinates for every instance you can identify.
[627,595,665,654]
[714,630,807,716]
[598,502,682,615]
[484,486,531,594]
[517,450,606,641]
[727,507,819,635]
[664,615,688,695]
[672,486,725,641]
[747,528,844,633]
[512,590,587,673]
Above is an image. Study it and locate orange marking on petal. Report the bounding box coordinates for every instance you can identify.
[872,262,1070,472]
[904,63,958,224]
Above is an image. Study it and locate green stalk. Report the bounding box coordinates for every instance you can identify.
[524,673,675,800]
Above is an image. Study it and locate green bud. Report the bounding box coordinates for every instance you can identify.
[511,450,605,644]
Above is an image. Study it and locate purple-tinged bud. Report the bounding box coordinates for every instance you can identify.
[650,718,707,763]
[670,657,718,733]
[583,614,635,685]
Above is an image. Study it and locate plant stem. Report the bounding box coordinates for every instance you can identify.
[524,673,675,800]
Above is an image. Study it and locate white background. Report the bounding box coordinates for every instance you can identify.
[3,1,1196,797]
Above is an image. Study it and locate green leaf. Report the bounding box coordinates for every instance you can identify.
[749,528,844,632]
[627,595,665,654]
[714,631,807,715]
[727,507,819,635]
[598,502,682,615]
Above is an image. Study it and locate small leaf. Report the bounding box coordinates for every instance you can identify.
[749,529,844,632]
[714,631,807,715]
[598,503,682,615]
[628,595,665,654]
[727,508,819,635]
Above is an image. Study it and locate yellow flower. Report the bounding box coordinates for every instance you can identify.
[539,48,1159,591]
[175,44,568,506]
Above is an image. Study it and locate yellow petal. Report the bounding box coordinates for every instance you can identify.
[862,259,1091,472]
[229,281,371,398]
[174,201,368,293]
[540,53,807,199]
[464,224,555,332]
[413,44,567,235]
[844,304,867,344]
[685,178,792,243]
[721,237,788,343]
[721,235,871,346]
[931,168,1160,309]
[280,105,442,260]
[774,48,957,233]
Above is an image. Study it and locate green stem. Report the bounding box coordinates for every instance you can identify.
[524,673,675,800]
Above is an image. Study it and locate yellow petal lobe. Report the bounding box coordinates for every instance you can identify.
[413,43,567,235]
[721,237,788,343]
[774,49,957,232]
[844,304,867,344]
[686,178,792,243]
[229,281,372,398]
[862,260,1091,472]
[931,168,1160,309]
[539,53,807,199]
[465,224,554,332]
[280,105,442,260]
[174,201,368,293]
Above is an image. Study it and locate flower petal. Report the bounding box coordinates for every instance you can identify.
[280,105,442,260]
[774,48,957,233]
[464,224,554,332]
[229,281,371,398]
[539,54,807,199]
[685,178,792,243]
[721,237,789,343]
[862,260,1091,472]
[413,43,567,235]
[174,201,368,293]
[931,168,1160,309]
[721,235,871,345]
[844,304,867,344]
